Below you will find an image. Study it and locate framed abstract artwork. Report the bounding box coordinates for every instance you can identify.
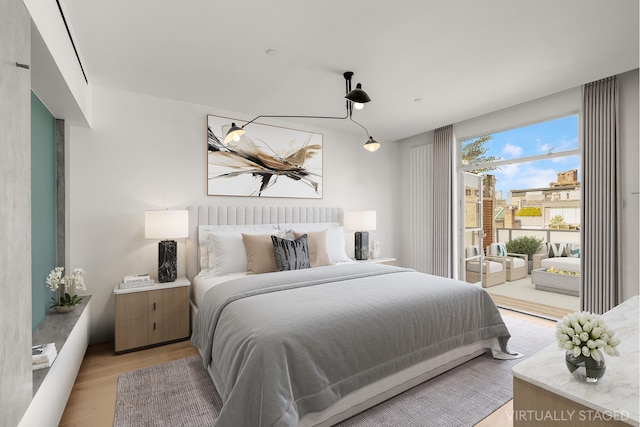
[206,115,323,198]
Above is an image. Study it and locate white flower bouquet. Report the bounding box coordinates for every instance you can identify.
[46,267,87,308]
[556,311,621,362]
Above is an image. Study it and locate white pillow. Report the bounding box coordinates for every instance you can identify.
[208,232,248,274]
[326,226,350,262]
[282,222,349,263]
[198,224,278,272]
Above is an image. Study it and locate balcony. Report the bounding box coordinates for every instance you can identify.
[484,228,580,318]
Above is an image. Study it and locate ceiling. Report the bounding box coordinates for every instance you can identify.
[58,0,638,142]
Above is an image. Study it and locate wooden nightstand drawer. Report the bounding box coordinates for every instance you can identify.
[114,277,190,353]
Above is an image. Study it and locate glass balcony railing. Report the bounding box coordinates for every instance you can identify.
[496,228,580,245]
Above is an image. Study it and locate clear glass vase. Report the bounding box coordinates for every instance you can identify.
[565,350,606,383]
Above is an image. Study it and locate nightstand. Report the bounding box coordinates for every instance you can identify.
[354,257,396,266]
[114,276,190,353]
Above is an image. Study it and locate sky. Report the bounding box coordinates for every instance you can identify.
[463,115,580,200]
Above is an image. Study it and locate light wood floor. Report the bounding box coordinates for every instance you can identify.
[60,305,556,427]
[490,293,574,319]
[59,340,198,426]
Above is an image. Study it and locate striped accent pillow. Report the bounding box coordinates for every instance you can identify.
[272,234,311,271]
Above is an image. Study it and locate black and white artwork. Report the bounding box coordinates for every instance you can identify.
[207,114,323,198]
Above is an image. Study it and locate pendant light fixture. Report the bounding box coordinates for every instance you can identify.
[345,77,371,112]
[224,123,245,144]
[364,136,381,152]
[344,72,371,111]
[223,71,379,152]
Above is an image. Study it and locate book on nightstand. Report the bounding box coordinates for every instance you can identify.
[123,273,151,283]
[119,279,155,289]
[32,343,57,370]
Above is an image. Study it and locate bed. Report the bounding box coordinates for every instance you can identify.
[187,206,515,427]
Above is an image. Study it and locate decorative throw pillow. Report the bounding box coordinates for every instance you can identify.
[569,243,581,258]
[466,246,481,258]
[242,233,279,274]
[271,234,311,271]
[547,242,569,258]
[487,243,507,257]
[293,230,332,267]
[496,243,507,257]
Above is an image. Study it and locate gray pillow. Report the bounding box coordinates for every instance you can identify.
[271,234,311,271]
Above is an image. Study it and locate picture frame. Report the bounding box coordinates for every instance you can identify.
[206,114,323,198]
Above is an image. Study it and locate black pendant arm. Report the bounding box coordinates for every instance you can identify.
[241,111,349,130]
[349,116,371,138]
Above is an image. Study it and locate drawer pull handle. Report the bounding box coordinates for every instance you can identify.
[153,302,156,310]
[153,322,156,330]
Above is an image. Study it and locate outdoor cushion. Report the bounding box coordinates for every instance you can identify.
[466,260,504,273]
[540,256,580,273]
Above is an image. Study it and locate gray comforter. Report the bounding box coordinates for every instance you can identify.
[192,263,510,427]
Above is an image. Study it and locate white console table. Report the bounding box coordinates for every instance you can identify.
[18,297,92,427]
[512,296,638,426]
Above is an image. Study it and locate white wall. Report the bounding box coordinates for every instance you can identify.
[617,69,639,302]
[398,69,639,300]
[68,85,400,343]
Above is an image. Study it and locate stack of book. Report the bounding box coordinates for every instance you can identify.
[32,343,57,370]
[120,273,154,289]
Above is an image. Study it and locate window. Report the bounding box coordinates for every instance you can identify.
[460,115,580,206]
[458,114,581,312]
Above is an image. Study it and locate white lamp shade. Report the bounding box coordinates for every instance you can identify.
[345,211,376,231]
[145,210,189,239]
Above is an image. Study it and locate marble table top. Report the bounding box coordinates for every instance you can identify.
[512,295,639,426]
[113,275,190,294]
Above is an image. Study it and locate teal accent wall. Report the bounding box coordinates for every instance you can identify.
[31,91,57,330]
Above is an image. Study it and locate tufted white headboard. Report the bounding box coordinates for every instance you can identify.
[186,206,343,280]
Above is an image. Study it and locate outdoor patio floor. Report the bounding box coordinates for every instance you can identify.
[484,274,579,313]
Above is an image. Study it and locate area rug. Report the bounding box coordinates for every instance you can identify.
[114,315,555,427]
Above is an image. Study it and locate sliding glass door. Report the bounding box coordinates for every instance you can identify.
[460,172,484,283]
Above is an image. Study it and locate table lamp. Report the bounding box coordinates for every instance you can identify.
[345,211,376,260]
[145,210,188,283]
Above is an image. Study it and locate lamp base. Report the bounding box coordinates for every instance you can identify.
[354,231,369,260]
[158,240,177,283]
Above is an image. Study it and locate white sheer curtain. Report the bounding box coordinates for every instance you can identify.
[409,144,433,273]
[581,76,621,313]
[432,125,454,277]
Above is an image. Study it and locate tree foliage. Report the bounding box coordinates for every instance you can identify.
[461,135,500,173]
[505,236,544,259]
[549,215,568,230]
